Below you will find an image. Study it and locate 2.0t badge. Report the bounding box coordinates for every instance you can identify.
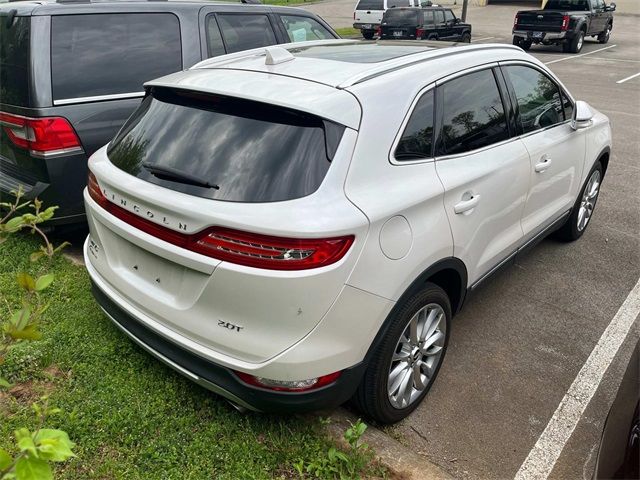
[218,320,243,332]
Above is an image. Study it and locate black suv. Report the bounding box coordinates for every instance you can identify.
[379,7,471,41]
[0,1,337,225]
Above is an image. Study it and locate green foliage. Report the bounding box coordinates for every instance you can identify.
[0,399,75,480]
[297,419,382,479]
[1,188,75,479]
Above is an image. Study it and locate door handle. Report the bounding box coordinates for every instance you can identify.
[454,194,481,214]
[535,156,552,173]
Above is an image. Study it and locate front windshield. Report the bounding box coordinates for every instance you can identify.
[544,0,590,11]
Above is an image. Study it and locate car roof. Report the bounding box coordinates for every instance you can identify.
[0,0,316,16]
[190,40,521,89]
[145,40,528,129]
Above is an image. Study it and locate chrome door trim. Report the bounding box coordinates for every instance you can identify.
[53,92,145,106]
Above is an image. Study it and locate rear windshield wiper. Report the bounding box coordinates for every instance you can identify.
[142,162,220,190]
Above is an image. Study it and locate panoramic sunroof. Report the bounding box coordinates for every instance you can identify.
[290,43,434,64]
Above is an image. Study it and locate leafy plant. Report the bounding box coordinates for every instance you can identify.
[0,398,75,480]
[297,419,381,479]
[1,188,75,479]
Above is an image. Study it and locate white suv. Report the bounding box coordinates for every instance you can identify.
[84,40,612,424]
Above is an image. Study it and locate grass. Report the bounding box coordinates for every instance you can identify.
[335,27,362,38]
[0,234,382,479]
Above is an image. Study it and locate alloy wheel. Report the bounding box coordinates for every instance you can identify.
[387,303,446,409]
[577,170,601,231]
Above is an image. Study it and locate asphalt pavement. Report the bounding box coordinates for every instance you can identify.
[299,2,640,478]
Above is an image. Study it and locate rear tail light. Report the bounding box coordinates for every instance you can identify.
[561,15,570,31]
[353,11,356,20]
[416,28,425,38]
[513,14,519,27]
[87,171,354,270]
[235,370,342,392]
[0,112,82,158]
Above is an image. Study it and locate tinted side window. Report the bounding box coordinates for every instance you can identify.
[424,10,435,25]
[395,89,434,160]
[0,17,30,106]
[217,14,277,54]
[439,69,509,155]
[279,16,335,42]
[206,15,226,57]
[356,0,384,9]
[505,65,563,133]
[434,10,445,24]
[51,14,182,101]
[444,10,455,22]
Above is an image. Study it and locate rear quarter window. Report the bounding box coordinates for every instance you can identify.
[107,89,345,203]
[0,16,30,106]
[51,13,182,101]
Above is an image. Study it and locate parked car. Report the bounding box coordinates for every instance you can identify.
[512,0,615,53]
[353,0,418,39]
[0,1,338,226]
[84,39,611,424]
[378,6,471,41]
[594,343,639,479]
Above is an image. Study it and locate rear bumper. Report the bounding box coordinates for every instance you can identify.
[91,279,367,413]
[513,29,568,41]
[353,23,379,30]
[0,153,87,224]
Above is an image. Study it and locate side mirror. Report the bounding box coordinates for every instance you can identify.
[572,100,594,130]
[607,2,616,10]
[454,18,461,24]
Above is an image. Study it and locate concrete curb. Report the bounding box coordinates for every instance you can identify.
[327,409,453,479]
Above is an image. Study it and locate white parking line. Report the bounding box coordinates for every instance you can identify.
[544,44,617,65]
[617,72,640,84]
[471,36,496,42]
[515,277,640,480]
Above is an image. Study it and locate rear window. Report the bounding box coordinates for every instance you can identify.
[51,13,182,102]
[387,0,413,8]
[0,16,30,106]
[383,9,420,24]
[544,0,590,10]
[107,89,345,203]
[356,0,384,10]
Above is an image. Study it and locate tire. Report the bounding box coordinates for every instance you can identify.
[362,30,375,40]
[598,23,611,44]
[569,30,585,53]
[461,32,471,43]
[352,283,451,424]
[554,161,603,242]
[513,36,531,51]
[427,34,438,40]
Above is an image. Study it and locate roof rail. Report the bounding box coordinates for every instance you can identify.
[338,43,523,88]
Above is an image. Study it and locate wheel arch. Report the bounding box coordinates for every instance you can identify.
[595,146,611,178]
[361,257,468,365]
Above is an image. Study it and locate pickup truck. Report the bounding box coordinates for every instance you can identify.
[512,0,615,53]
